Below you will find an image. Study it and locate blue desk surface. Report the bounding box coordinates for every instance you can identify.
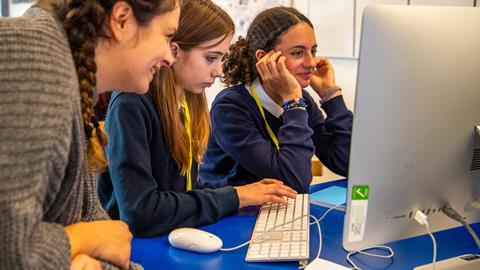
[131,180,480,270]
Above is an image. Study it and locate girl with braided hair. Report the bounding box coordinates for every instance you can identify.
[0,0,180,269]
[200,7,353,193]
[97,0,297,237]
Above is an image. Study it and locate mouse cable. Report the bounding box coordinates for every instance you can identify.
[345,245,395,270]
[219,214,314,252]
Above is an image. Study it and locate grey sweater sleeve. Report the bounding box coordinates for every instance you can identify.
[0,12,79,270]
[0,8,144,270]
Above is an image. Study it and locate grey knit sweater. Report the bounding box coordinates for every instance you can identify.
[0,7,141,270]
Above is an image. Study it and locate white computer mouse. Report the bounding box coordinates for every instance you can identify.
[168,228,223,253]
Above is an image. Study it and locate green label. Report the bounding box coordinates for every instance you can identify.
[352,185,369,200]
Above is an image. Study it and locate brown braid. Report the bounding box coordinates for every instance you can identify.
[60,0,107,172]
[45,0,179,173]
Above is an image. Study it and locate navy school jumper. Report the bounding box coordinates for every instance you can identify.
[199,84,353,193]
[97,92,239,237]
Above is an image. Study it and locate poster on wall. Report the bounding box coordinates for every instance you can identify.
[213,0,291,38]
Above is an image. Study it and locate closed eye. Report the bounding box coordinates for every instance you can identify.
[206,56,218,63]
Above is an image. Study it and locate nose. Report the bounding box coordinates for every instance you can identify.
[211,62,224,78]
[304,52,316,69]
[162,49,176,67]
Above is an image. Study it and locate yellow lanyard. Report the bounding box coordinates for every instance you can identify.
[249,83,280,151]
[179,97,193,191]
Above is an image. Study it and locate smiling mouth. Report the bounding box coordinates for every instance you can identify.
[298,73,312,79]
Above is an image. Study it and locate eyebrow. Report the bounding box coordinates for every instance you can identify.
[288,45,318,51]
[205,51,224,56]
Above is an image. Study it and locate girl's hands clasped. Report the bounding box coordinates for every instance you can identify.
[65,220,133,270]
[70,254,102,270]
[234,179,298,208]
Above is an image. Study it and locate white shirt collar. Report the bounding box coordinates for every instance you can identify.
[245,78,284,118]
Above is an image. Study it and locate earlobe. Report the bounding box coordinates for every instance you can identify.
[255,50,267,61]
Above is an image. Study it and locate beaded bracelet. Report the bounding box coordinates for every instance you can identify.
[282,97,308,111]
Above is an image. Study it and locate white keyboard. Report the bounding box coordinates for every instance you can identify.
[246,194,310,262]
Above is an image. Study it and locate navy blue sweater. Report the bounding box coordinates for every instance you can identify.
[199,85,353,193]
[97,92,239,237]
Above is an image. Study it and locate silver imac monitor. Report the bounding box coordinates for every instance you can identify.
[343,5,480,251]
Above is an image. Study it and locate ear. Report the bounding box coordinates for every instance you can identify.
[170,42,180,58]
[108,1,136,42]
[255,49,267,62]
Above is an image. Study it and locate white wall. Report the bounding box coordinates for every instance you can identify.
[7,1,32,17]
[5,0,475,114]
[410,0,474,6]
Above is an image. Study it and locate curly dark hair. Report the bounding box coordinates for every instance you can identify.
[222,6,312,86]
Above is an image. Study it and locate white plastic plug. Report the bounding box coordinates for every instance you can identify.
[414,210,428,226]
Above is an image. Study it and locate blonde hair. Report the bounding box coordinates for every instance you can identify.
[150,0,234,175]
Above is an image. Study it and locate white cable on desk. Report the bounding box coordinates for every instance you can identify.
[425,223,437,270]
[308,204,344,260]
[310,215,322,260]
[414,210,437,270]
[346,246,394,270]
[219,240,251,251]
[310,204,344,225]
[219,214,311,251]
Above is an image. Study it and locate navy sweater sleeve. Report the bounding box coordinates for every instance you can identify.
[210,93,315,193]
[101,93,239,237]
[308,95,353,176]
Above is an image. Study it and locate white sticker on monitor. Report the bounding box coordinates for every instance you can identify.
[348,185,369,243]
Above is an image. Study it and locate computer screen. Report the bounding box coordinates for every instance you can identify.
[343,5,480,251]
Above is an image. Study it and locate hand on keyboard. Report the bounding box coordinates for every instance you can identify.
[234,179,297,208]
